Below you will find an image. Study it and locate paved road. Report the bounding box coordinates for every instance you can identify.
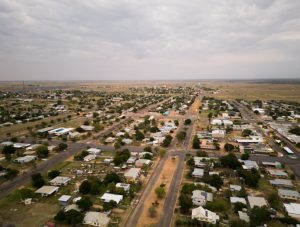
[0,142,87,197]
[157,152,185,227]
[125,154,168,227]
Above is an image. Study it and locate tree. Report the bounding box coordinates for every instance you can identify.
[103,200,117,211]
[4,168,19,179]
[155,186,166,199]
[2,145,16,155]
[196,150,207,157]
[230,219,249,227]
[174,120,179,126]
[267,191,281,210]
[54,210,66,223]
[159,148,166,157]
[242,129,252,137]
[203,174,223,190]
[237,169,260,188]
[104,172,121,184]
[64,210,84,225]
[48,170,60,179]
[249,206,270,227]
[162,135,172,147]
[76,196,93,211]
[36,145,49,158]
[289,126,300,136]
[233,202,247,213]
[224,143,234,152]
[31,173,45,188]
[79,180,91,194]
[220,153,241,169]
[184,119,192,125]
[179,194,193,214]
[135,130,145,141]
[192,135,200,149]
[144,146,152,153]
[176,131,186,141]
[241,152,250,160]
[148,205,157,218]
[58,143,68,151]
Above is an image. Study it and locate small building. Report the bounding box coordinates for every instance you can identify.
[83,211,110,227]
[49,128,74,136]
[192,206,219,224]
[135,159,151,168]
[122,138,133,145]
[194,157,207,168]
[284,203,300,220]
[87,148,101,155]
[262,161,282,168]
[191,190,213,206]
[269,179,294,188]
[14,155,36,164]
[230,197,247,205]
[105,137,115,143]
[65,204,81,212]
[267,169,288,178]
[100,193,123,204]
[230,185,242,192]
[278,189,300,201]
[247,196,268,209]
[116,183,130,192]
[124,168,141,182]
[35,186,59,197]
[50,176,71,186]
[80,125,95,131]
[238,211,249,222]
[240,160,259,170]
[127,157,137,165]
[192,168,204,178]
[84,154,97,162]
[211,130,226,138]
[58,195,72,206]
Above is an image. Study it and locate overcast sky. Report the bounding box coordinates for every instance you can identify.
[0,0,300,80]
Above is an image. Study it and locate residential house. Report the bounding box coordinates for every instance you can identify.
[284,203,300,220]
[100,193,123,204]
[50,176,71,186]
[269,179,294,188]
[35,186,59,197]
[278,189,300,200]
[83,211,110,227]
[192,168,204,178]
[124,168,141,182]
[247,196,268,208]
[192,206,219,224]
[191,190,213,206]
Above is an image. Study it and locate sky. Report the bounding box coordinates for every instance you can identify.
[0,0,300,81]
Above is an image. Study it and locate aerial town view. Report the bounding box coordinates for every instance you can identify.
[0,1,300,227]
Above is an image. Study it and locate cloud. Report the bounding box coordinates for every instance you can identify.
[0,0,299,80]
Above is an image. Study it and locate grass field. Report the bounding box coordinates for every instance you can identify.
[202,82,300,102]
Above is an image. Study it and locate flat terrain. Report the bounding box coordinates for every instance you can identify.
[203,82,300,102]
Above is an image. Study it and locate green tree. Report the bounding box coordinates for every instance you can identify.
[224,143,234,152]
[31,173,45,188]
[135,130,145,141]
[79,180,91,194]
[148,205,157,218]
[48,170,60,179]
[76,196,93,211]
[58,142,68,151]
[184,119,192,125]
[155,186,166,199]
[220,153,241,169]
[104,172,121,184]
[242,129,252,137]
[241,152,250,160]
[2,145,16,155]
[179,194,193,214]
[192,135,200,149]
[36,145,49,158]
[249,206,270,227]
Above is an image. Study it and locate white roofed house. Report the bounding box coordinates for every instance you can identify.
[267,169,288,178]
[124,168,141,182]
[194,157,206,168]
[105,137,115,143]
[278,189,300,201]
[80,125,95,131]
[58,195,72,206]
[14,155,36,164]
[50,176,71,186]
[87,148,101,155]
[269,179,294,188]
[191,190,213,206]
[122,138,133,145]
[127,157,137,166]
[192,206,219,224]
[240,160,259,170]
[247,196,268,209]
[84,154,97,162]
[284,203,300,220]
[83,211,110,227]
[192,168,204,178]
[116,183,130,192]
[100,193,123,204]
[230,185,242,192]
[211,130,226,138]
[35,186,59,197]
[230,197,247,205]
[135,159,151,168]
